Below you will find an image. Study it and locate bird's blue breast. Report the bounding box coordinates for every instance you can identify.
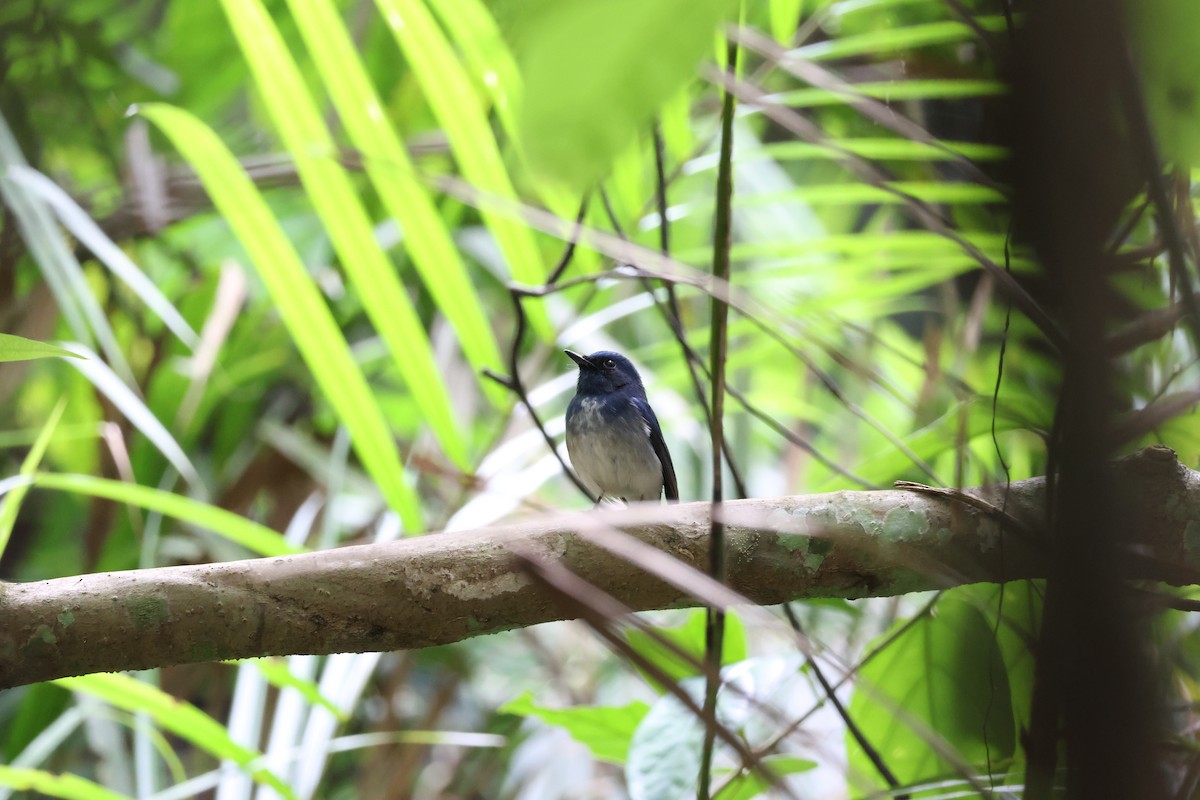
[565,393,664,502]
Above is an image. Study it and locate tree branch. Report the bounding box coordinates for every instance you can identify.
[1,446,1195,690]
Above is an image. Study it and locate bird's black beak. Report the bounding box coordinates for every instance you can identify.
[564,350,592,369]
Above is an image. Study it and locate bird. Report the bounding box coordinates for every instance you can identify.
[563,349,678,504]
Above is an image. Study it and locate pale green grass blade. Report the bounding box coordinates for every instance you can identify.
[217,0,467,468]
[26,472,301,557]
[285,0,504,405]
[0,334,83,363]
[722,138,1008,164]
[728,181,1003,208]
[0,766,129,800]
[0,398,65,560]
[57,674,295,800]
[792,16,1010,61]
[373,0,551,335]
[0,113,135,385]
[769,78,1007,108]
[7,166,199,349]
[64,342,201,487]
[137,103,422,529]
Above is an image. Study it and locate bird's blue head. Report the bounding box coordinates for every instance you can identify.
[565,350,644,396]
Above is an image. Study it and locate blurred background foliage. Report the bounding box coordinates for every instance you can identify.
[0,0,1197,796]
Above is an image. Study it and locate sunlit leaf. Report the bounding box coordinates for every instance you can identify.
[374,0,552,336]
[284,0,508,406]
[218,0,469,466]
[136,103,423,529]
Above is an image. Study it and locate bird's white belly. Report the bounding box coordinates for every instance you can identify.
[566,398,662,502]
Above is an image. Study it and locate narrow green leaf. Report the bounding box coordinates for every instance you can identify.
[0,398,66,559]
[285,0,504,406]
[373,0,551,336]
[769,0,805,44]
[687,138,1008,169]
[424,0,522,139]
[0,334,83,363]
[0,766,129,800]
[770,78,1007,108]
[793,16,1011,61]
[57,674,295,799]
[423,0,596,272]
[501,691,650,764]
[31,472,302,557]
[730,181,1005,207]
[136,103,423,529]
[217,0,467,467]
[243,657,346,720]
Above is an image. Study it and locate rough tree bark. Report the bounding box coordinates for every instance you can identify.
[1,446,1197,690]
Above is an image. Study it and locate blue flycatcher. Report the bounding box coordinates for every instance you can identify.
[563,350,678,503]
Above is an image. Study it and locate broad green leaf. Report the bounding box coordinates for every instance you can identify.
[0,334,82,363]
[515,0,736,192]
[217,0,467,468]
[626,609,748,686]
[57,673,295,799]
[0,398,65,559]
[963,582,1041,737]
[31,472,301,557]
[285,0,505,406]
[373,0,551,336]
[136,103,423,529]
[501,691,650,764]
[846,587,1016,792]
[0,766,129,800]
[1129,0,1200,166]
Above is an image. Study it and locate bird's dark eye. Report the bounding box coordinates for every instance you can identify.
[603,359,616,369]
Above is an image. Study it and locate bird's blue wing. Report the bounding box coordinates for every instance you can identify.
[630,396,679,502]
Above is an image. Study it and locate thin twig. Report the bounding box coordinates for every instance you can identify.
[700,34,739,800]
